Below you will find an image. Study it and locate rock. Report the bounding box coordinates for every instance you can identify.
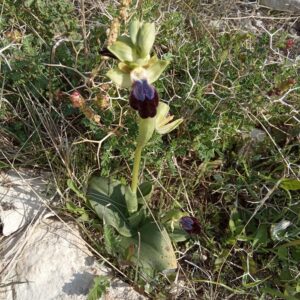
[259,0,300,12]
[0,218,146,300]
[250,128,266,143]
[0,170,53,236]
[0,170,146,300]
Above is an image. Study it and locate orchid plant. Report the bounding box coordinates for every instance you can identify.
[86,19,183,278]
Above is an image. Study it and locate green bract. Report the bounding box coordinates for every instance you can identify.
[136,102,183,148]
[155,102,184,135]
[106,20,169,88]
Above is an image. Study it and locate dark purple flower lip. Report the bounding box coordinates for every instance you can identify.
[180,216,201,235]
[129,80,159,118]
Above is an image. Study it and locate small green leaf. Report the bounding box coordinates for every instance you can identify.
[0,161,9,169]
[242,276,272,288]
[107,68,131,88]
[67,179,86,200]
[137,182,153,202]
[87,176,132,237]
[87,276,110,300]
[170,228,189,242]
[103,224,120,255]
[253,224,268,247]
[280,179,300,191]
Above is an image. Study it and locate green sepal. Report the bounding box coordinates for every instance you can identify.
[86,176,132,237]
[107,68,131,88]
[108,40,137,62]
[136,23,155,58]
[129,19,141,45]
[117,35,134,47]
[147,60,169,83]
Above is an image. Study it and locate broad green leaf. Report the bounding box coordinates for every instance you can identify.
[108,40,137,62]
[107,68,131,88]
[120,220,177,277]
[280,179,300,191]
[87,176,132,237]
[147,60,169,83]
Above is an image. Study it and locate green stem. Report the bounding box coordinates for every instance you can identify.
[131,144,143,194]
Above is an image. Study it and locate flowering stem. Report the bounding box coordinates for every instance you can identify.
[131,144,143,194]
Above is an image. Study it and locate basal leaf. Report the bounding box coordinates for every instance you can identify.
[87,176,132,237]
[120,220,177,277]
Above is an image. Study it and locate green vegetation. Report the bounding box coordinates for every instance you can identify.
[1,0,300,299]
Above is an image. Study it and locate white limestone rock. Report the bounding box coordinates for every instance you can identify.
[260,0,300,12]
[0,170,52,236]
[0,218,146,300]
[0,170,146,300]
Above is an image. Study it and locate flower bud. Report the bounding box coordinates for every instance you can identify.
[70,91,85,108]
[180,216,201,235]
